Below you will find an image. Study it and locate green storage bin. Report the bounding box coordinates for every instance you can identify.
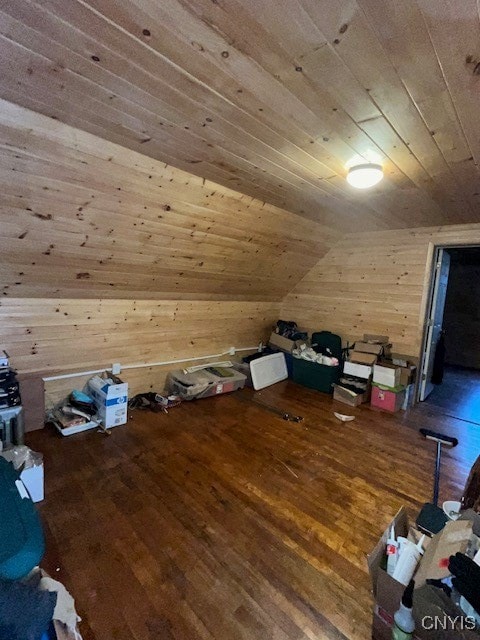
[292,357,341,394]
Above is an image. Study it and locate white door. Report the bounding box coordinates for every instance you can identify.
[420,249,450,400]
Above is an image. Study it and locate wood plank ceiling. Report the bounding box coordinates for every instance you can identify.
[1,0,480,233]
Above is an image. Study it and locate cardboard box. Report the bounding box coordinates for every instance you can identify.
[333,384,367,406]
[355,341,384,356]
[364,333,389,344]
[368,508,409,614]
[371,384,405,413]
[350,350,377,366]
[363,334,392,358]
[369,510,480,640]
[373,363,401,388]
[414,520,473,587]
[399,365,417,387]
[391,353,420,367]
[88,373,128,428]
[343,360,372,379]
[268,332,295,353]
[268,332,307,354]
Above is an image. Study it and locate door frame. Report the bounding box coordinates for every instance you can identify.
[416,242,480,402]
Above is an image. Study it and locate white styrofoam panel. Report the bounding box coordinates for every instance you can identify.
[250,353,288,390]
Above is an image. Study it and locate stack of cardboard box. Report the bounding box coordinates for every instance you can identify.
[334,334,390,407]
[392,353,418,409]
[371,362,405,413]
[371,352,417,413]
[334,334,419,411]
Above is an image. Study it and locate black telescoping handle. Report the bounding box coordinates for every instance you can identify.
[419,428,458,448]
[420,428,458,506]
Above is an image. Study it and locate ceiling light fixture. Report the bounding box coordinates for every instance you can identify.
[346,163,383,189]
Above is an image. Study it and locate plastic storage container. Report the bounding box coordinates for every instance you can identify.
[167,367,247,400]
[292,357,341,394]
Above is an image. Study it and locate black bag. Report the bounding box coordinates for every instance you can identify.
[311,331,343,361]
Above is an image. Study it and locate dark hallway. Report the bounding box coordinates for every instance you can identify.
[425,365,480,425]
[424,247,480,425]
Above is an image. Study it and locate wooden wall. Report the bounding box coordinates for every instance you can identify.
[0,298,279,410]
[0,101,336,418]
[282,224,480,358]
[0,100,335,301]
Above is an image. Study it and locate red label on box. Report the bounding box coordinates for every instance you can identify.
[375,604,393,626]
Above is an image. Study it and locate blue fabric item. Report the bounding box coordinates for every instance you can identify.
[71,390,94,405]
[41,623,56,640]
[0,458,45,580]
[0,576,56,640]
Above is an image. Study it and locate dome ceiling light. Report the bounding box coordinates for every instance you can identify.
[346,163,384,189]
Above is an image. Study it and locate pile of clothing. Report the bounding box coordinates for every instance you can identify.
[128,392,182,413]
[0,569,82,640]
[292,343,339,367]
[51,391,97,431]
[275,320,307,342]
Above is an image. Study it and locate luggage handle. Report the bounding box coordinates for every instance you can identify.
[419,428,458,448]
[420,428,458,506]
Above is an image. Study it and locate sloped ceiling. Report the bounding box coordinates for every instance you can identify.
[1,0,480,235]
[0,100,336,300]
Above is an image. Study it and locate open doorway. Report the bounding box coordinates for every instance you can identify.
[419,245,480,424]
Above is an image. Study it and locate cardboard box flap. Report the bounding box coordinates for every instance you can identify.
[268,332,308,353]
[88,373,127,397]
[368,507,409,595]
[414,520,473,587]
[350,351,377,365]
[458,509,480,536]
[391,353,420,367]
[269,332,295,353]
[375,362,399,372]
[363,334,390,345]
[398,365,417,387]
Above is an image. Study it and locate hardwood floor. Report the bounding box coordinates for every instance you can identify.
[27,381,480,640]
[424,365,480,426]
